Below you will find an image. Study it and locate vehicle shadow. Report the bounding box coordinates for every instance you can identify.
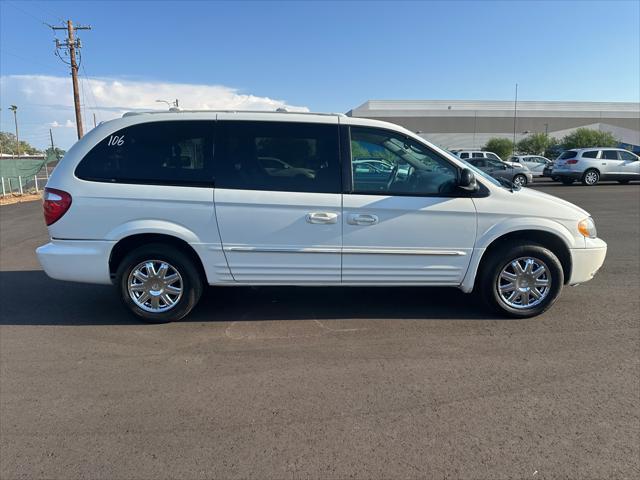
[0,270,502,326]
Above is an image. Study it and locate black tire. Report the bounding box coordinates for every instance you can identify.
[513,174,528,187]
[560,178,574,185]
[618,180,630,184]
[581,169,600,186]
[551,176,560,182]
[116,243,203,323]
[477,244,564,318]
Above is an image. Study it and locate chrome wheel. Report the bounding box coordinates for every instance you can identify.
[513,175,527,187]
[497,257,551,310]
[127,260,183,313]
[584,170,599,185]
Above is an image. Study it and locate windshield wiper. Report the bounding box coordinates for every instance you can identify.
[496,176,517,192]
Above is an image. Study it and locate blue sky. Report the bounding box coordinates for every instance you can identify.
[1,0,639,149]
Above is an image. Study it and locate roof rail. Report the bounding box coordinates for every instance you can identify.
[122,109,347,118]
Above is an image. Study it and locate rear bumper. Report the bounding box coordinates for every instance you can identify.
[36,240,115,285]
[553,170,583,180]
[568,238,607,285]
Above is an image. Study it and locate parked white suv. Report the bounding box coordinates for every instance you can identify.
[552,148,640,185]
[37,111,607,322]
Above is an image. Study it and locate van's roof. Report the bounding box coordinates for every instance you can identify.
[122,109,347,118]
[109,109,414,134]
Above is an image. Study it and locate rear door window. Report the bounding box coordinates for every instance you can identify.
[214,121,341,193]
[472,152,484,158]
[582,151,598,159]
[76,121,214,186]
[459,152,469,159]
[620,151,638,161]
[601,150,620,160]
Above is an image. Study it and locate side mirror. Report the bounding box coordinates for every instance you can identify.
[458,168,477,190]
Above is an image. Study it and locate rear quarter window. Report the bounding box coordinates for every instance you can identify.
[559,151,578,160]
[75,121,214,186]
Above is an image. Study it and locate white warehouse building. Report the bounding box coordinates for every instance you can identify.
[347,100,640,153]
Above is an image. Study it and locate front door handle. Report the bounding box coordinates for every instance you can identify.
[348,214,379,226]
[306,212,338,224]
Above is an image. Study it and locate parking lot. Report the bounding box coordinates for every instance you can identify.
[1,180,638,479]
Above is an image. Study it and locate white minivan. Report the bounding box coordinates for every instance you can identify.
[37,111,607,322]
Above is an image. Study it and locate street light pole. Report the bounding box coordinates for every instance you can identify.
[9,105,20,158]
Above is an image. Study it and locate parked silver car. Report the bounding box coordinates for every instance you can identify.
[552,148,640,185]
[467,158,533,187]
[509,155,552,177]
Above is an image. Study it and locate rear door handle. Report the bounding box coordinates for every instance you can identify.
[306,212,338,224]
[347,214,379,226]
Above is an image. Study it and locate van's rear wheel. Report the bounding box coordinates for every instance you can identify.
[116,244,203,323]
[478,244,564,318]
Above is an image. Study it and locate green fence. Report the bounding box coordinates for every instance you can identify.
[0,152,59,195]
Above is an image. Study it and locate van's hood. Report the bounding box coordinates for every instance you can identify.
[515,186,590,218]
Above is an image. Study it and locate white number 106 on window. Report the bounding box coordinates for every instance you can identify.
[107,135,125,146]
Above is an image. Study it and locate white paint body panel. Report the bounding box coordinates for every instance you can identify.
[342,195,476,284]
[37,111,607,292]
[214,189,342,283]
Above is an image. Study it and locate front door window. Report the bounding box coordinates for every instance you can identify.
[350,127,457,195]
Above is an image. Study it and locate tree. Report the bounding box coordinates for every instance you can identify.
[483,137,514,160]
[0,131,42,156]
[516,133,558,156]
[45,146,66,160]
[561,128,619,150]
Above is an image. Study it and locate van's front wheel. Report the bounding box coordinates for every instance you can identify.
[478,244,564,318]
[116,244,203,323]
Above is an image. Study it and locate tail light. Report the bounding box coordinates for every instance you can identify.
[43,188,72,226]
[566,159,579,164]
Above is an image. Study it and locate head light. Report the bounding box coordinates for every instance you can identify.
[578,217,597,239]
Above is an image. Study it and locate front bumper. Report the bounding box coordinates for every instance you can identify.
[36,240,115,285]
[568,238,607,285]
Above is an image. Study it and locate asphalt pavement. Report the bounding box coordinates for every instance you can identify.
[1,179,639,479]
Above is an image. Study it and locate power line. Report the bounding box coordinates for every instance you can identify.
[0,48,67,74]
[30,1,66,24]
[78,51,101,124]
[81,64,101,123]
[4,1,47,25]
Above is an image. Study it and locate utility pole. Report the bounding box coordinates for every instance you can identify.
[51,20,91,140]
[9,105,19,158]
[512,83,518,151]
[49,128,57,158]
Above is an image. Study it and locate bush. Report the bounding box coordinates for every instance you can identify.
[561,128,619,150]
[483,138,514,160]
[517,133,558,156]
